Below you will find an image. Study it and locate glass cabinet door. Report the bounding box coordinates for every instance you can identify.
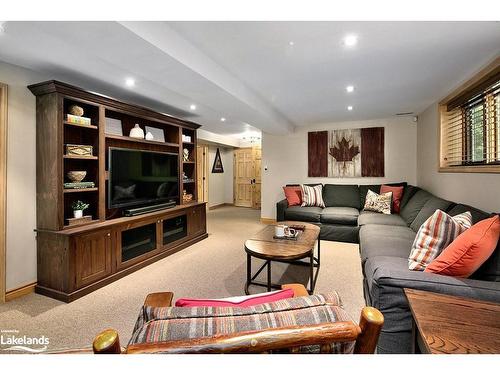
[163,214,188,245]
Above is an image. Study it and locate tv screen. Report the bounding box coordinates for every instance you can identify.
[108,148,179,209]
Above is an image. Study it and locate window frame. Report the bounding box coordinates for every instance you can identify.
[438,57,500,173]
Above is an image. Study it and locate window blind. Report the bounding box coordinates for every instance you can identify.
[440,76,500,168]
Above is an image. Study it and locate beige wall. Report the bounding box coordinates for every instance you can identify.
[417,102,500,212]
[207,146,234,208]
[0,61,47,291]
[261,117,418,219]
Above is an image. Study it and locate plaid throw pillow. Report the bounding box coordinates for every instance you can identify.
[363,189,392,214]
[301,184,325,208]
[408,209,472,271]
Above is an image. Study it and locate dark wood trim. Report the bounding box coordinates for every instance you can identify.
[28,80,201,130]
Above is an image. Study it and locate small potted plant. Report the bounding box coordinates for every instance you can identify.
[72,200,89,219]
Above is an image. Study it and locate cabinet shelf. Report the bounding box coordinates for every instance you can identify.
[105,134,179,148]
[63,188,99,193]
[64,121,98,130]
[183,161,195,164]
[63,155,99,160]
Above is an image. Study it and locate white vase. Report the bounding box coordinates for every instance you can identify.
[129,124,144,139]
[74,210,83,219]
[145,131,154,141]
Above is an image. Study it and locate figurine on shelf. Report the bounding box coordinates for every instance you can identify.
[183,148,190,162]
[71,200,89,219]
[182,172,188,181]
[68,105,84,117]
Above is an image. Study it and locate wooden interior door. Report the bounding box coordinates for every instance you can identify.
[196,145,209,202]
[233,148,254,208]
[252,146,262,209]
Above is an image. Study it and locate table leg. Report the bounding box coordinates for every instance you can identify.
[317,236,321,266]
[309,251,314,294]
[267,260,272,292]
[245,253,251,295]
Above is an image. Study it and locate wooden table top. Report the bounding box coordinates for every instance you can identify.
[244,221,320,260]
[404,288,500,354]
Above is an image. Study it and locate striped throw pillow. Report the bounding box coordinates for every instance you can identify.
[301,184,325,208]
[408,209,472,271]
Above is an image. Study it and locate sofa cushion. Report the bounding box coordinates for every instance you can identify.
[358,212,407,227]
[283,186,302,206]
[472,243,500,282]
[284,206,322,222]
[320,207,359,225]
[364,256,500,300]
[409,196,454,232]
[447,204,490,224]
[399,185,420,210]
[130,293,355,354]
[323,184,360,209]
[359,224,416,263]
[399,189,434,226]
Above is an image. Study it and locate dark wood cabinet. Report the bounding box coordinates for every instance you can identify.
[188,205,206,238]
[74,229,112,289]
[30,81,208,302]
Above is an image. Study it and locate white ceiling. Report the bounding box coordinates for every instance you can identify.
[0,21,499,137]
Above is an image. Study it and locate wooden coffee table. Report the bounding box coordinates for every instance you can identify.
[244,221,320,295]
[405,288,500,354]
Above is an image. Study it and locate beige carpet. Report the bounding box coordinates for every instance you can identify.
[0,206,365,352]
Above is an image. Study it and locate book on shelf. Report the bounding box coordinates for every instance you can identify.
[63,181,95,189]
[66,114,91,125]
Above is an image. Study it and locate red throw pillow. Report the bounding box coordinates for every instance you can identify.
[175,288,295,308]
[380,185,404,213]
[425,215,500,278]
[283,186,302,206]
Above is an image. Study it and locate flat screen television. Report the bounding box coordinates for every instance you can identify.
[108,147,179,209]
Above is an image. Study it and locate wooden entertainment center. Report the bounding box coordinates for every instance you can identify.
[29,80,207,302]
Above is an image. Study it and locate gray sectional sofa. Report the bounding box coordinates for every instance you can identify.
[276,183,500,353]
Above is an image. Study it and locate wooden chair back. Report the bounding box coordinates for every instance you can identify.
[93,285,384,354]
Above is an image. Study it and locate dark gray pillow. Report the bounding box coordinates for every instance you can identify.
[399,189,433,226]
[114,184,136,200]
[447,204,490,224]
[323,184,360,209]
[409,197,453,232]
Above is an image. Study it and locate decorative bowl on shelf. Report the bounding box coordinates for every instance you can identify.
[68,105,84,117]
[67,171,87,183]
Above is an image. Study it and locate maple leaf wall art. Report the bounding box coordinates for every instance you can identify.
[307,127,384,178]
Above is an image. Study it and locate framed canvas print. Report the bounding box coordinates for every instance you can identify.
[145,126,165,142]
[105,117,123,136]
[212,148,224,173]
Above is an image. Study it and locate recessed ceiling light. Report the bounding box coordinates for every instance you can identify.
[189,104,197,111]
[125,78,135,87]
[220,117,226,122]
[289,41,295,46]
[343,35,358,47]
[347,106,353,111]
[346,85,354,93]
